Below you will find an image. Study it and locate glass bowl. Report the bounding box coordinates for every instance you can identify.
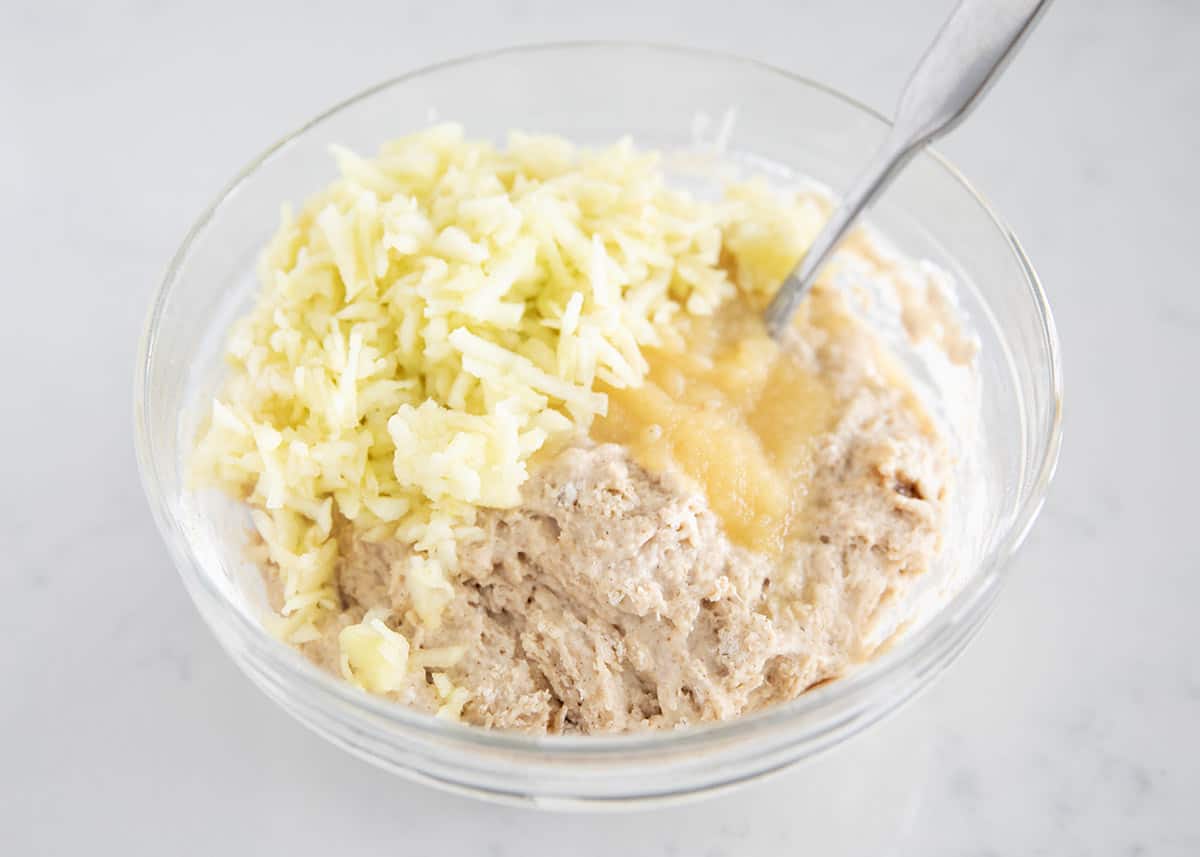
[134,43,1062,808]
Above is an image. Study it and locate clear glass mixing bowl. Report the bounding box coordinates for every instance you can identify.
[134,43,1062,808]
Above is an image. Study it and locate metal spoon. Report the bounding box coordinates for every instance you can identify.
[764,0,1052,337]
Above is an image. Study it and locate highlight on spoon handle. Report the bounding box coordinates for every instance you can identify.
[764,0,1051,338]
[764,136,915,339]
[893,0,1053,145]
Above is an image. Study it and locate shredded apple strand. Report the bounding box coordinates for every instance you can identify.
[191,125,826,703]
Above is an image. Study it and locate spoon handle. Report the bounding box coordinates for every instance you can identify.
[764,0,1052,337]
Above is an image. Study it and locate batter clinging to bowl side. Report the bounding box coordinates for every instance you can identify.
[192,125,968,733]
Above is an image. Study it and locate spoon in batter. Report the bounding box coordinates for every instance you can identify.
[764,0,1053,337]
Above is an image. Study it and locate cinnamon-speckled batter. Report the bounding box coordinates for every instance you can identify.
[275,283,951,733]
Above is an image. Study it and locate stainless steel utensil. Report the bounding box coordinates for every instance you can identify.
[764,0,1052,337]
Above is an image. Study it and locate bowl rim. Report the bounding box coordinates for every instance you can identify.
[135,40,1063,760]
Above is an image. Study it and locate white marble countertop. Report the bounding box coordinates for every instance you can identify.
[4,0,1197,853]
